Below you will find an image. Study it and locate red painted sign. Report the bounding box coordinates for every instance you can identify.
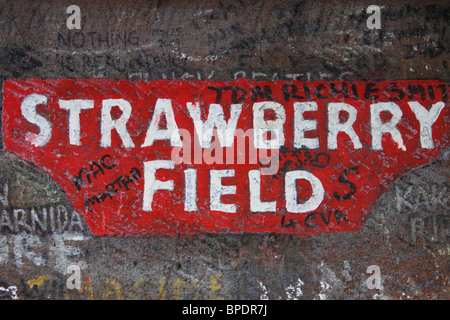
[2,79,448,236]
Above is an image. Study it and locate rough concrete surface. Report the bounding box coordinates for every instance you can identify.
[0,0,448,300]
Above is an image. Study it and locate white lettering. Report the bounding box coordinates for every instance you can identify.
[21,94,52,147]
[142,99,182,147]
[285,170,325,213]
[210,170,236,213]
[187,102,242,148]
[371,102,406,151]
[327,102,362,149]
[143,160,174,212]
[59,99,94,145]
[294,102,319,149]
[249,170,276,212]
[253,101,285,149]
[408,101,445,149]
[101,99,135,148]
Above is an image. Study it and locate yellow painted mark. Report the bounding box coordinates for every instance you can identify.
[103,278,123,300]
[159,277,166,300]
[210,273,224,300]
[129,277,149,300]
[82,276,94,300]
[173,278,188,300]
[192,279,200,300]
[437,246,450,256]
[27,275,50,288]
[173,277,200,300]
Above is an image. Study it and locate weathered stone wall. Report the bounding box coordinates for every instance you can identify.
[0,0,448,300]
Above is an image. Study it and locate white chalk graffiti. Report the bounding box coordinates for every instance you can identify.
[0,233,87,274]
[0,286,19,300]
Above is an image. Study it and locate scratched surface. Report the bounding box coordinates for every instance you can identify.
[0,0,449,300]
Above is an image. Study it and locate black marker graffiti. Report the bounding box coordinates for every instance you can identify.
[304,210,348,228]
[73,154,116,191]
[84,167,141,211]
[333,167,359,201]
[280,209,349,229]
[269,147,331,178]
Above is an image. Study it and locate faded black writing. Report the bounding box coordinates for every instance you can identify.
[0,204,85,234]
